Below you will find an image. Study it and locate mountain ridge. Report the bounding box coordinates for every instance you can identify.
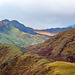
[2,19,37,35]
[1,19,75,37]
[35,26,74,36]
[27,28,75,63]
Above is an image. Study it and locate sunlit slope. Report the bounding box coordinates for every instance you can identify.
[41,61,75,75]
[34,30,56,36]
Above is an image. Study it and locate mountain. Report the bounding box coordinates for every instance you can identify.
[27,29,75,62]
[0,19,75,75]
[2,19,75,37]
[2,19,37,35]
[0,43,75,75]
[0,20,48,46]
[1,19,75,37]
[35,25,75,36]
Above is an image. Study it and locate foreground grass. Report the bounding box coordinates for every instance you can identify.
[0,53,75,75]
[45,61,75,75]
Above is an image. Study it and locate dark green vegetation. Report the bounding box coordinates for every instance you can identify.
[0,20,48,46]
[27,29,75,62]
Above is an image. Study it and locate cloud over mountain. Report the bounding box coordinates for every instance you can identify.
[0,0,75,29]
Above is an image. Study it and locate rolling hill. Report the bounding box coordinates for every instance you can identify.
[27,29,75,62]
[0,19,75,75]
[0,43,25,67]
[0,47,75,75]
[0,28,75,75]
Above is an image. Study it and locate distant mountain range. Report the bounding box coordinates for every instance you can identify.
[1,19,75,37]
[35,25,75,36]
[2,19,37,35]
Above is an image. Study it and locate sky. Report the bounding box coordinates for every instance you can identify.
[0,0,75,29]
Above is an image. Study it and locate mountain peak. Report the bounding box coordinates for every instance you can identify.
[2,19,9,22]
[11,20,20,24]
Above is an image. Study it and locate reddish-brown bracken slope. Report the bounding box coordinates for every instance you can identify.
[27,29,75,62]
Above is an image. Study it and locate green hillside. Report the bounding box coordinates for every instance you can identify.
[0,21,48,46]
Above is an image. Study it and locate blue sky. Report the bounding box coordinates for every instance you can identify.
[0,0,75,29]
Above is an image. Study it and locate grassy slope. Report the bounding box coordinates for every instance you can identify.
[0,54,75,75]
[0,43,75,75]
[0,43,24,67]
[0,21,48,46]
[27,29,75,62]
[42,61,75,75]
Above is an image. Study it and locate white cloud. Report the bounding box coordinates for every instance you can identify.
[0,0,75,29]
[0,0,75,15]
